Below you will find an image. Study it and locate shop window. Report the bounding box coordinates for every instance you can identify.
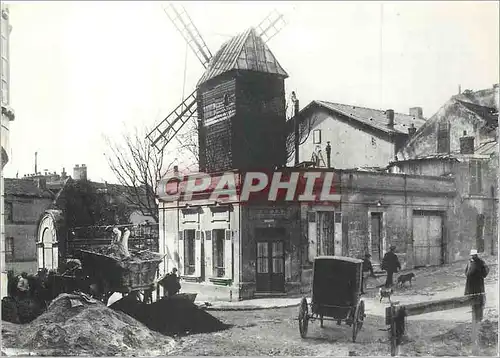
[5,237,14,262]
[212,229,225,277]
[183,229,196,275]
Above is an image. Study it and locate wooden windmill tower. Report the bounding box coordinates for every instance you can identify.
[147,3,289,173]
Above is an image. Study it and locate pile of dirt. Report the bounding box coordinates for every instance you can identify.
[3,293,175,356]
[431,319,498,347]
[111,294,230,335]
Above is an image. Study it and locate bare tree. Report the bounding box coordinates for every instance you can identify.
[103,126,182,223]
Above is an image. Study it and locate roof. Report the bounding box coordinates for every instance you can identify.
[290,100,426,137]
[4,178,54,199]
[475,140,498,156]
[456,100,498,129]
[314,256,363,264]
[197,27,288,86]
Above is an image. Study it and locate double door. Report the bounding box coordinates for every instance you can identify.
[256,228,285,293]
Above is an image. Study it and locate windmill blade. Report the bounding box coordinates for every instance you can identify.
[256,9,286,43]
[162,2,213,68]
[146,90,198,152]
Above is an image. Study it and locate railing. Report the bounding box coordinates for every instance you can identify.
[66,223,160,257]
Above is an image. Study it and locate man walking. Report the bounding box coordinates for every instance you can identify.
[381,245,401,288]
[465,249,489,322]
[361,253,375,294]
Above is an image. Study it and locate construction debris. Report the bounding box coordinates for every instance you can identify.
[2,293,175,356]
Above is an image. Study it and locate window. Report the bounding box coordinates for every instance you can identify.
[469,160,482,194]
[437,121,450,153]
[5,237,13,262]
[183,229,196,275]
[313,129,322,144]
[257,242,269,273]
[272,242,284,274]
[4,201,12,223]
[212,229,225,277]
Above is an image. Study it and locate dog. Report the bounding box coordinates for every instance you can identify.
[397,272,416,287]
[379,287,393,303]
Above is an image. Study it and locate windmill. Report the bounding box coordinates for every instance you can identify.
[147,3,289,173]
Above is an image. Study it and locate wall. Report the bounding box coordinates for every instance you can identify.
[4,196,53,274]
[290,108,396,169]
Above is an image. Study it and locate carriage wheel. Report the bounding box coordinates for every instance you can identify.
[352,300,365,342]
[298,297,309,338]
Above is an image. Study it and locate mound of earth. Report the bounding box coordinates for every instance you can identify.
[2,293,175,356]
[111,294,230,335]
[432,318,498,347]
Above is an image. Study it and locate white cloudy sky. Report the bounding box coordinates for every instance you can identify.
[4,1,499,183]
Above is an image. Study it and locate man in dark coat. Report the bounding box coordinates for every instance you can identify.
[381,246,401,288]
[465,249,489,322]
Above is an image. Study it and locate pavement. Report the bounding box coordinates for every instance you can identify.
[195,297,303,311]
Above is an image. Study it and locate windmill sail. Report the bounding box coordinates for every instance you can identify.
[162,3,213,68]
[146,90,198,152]
[256,9,286,43]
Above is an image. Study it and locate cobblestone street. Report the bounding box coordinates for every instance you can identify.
[171,257,498,356]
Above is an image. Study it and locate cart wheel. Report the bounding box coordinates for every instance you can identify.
[352,300,365,342]
[298,297,309,338]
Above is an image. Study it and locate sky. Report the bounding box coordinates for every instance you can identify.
[4,1,499,183]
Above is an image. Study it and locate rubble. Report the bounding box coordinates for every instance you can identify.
[111,294,230,335]
[2,293,175,356]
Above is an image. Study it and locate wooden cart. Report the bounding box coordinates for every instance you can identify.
[298,256,366,342]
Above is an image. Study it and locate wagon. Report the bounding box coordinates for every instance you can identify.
[298,256,366,342]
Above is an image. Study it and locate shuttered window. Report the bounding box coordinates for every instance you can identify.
[5,237,13,262]
[469,160,482,194]
[437,121,450,153]
[183,229,196,275]
[212,229,225,277]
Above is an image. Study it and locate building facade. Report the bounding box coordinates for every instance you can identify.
[4,179,54,274]
[157,168,457,301]
[286,101,426,169]
[1,3,15,299]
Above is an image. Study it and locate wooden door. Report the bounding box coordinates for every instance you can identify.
[317,212,335,256]
[256,228,286,293]
[413,212,443,267]
[371,213,382,263]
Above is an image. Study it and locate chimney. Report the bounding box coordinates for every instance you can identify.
[325,141,331,168]
[73,164,88,181]
[35,178,46,190]
[34,152,38,175]
[292,91,300,166]
[459,131,475,154]
[408,123,417,137]
[409,107,423,119]
[386,109,395,127]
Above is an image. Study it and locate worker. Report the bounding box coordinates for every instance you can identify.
[361,253,375,294]
[160,268,181,297]
[381,246,401,288]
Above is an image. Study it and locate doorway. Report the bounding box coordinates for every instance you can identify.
[255,228,286,293]
[370,212,383,264]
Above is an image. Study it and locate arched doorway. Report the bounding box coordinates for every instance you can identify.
[37,213,59,271]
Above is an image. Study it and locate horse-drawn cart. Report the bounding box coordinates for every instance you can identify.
[298,256,366,342]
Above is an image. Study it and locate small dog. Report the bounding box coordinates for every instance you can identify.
[379,287,393,303]
[397,272,416,287]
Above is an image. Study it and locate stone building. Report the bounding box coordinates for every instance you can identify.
[157,168,456,301]
[4,178,54,273]
[286,100,426,169]
[1,3,15,299]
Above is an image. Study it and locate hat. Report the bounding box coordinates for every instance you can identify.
[365,253,371,258]
[390,245,396,250]
[470,249,478,256]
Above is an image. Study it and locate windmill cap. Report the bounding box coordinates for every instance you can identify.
[470,249,478,255]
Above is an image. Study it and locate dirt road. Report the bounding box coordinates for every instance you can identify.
[170,257,498,356]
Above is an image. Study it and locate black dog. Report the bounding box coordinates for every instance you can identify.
[397,272,415,287]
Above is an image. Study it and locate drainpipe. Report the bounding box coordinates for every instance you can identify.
[292,92,300,166]
[326,141,331,168]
